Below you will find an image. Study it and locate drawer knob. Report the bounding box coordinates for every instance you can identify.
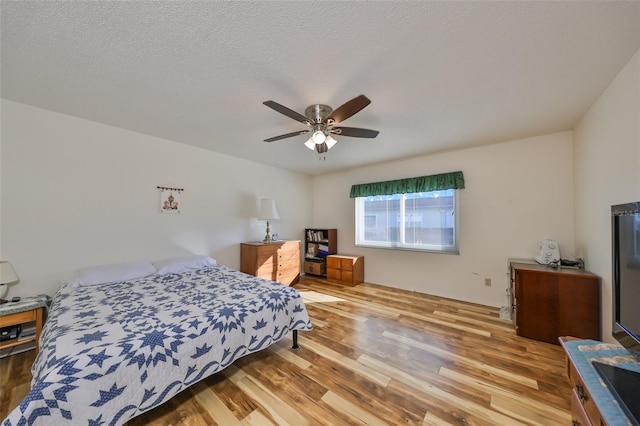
[572,420,580,426]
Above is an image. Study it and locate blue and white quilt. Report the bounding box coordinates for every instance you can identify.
[3,265,312,426]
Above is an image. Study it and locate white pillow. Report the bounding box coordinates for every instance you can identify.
[153,255,217,275]
[70,261,157,288]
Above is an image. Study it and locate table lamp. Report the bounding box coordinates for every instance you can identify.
[259,199,280,244]
[0,261,19,304]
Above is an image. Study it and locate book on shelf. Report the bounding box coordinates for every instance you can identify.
[306,230,326,242]
[18,321,36,341]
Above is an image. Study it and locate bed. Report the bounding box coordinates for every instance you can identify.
[3,260,312,426]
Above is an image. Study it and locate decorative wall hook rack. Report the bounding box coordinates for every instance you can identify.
[156,186,184,192]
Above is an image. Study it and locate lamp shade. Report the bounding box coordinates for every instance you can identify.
[259,199,280,221]
[0,261,19,285]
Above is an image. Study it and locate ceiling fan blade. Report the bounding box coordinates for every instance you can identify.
[263,101,310,124]
[332,127,379,138]
[324,95,371,125]
[264,130,310,143]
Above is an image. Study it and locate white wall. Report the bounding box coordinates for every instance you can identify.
[574,49,640,342]
[0,100,313,298]
[312,132,575,307]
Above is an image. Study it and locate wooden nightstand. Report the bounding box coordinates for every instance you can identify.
[0,297,47,357]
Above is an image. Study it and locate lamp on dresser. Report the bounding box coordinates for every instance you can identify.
[0,261,19,304]
[259,199,280,244]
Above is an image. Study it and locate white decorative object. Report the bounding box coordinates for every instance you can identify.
[535,239,560,265]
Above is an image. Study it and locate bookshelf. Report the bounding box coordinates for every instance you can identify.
[304,228,337,277]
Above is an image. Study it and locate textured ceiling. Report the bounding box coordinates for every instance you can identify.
[2,1,639,176]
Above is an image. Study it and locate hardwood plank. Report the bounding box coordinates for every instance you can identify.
[382,330,540,389]
[224,365,310,426]
[438,367,570,424]
[190,381,242,426]
[0,276,572,425]
[320,390,390,426]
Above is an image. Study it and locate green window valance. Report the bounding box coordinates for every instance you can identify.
[349,171,464,198]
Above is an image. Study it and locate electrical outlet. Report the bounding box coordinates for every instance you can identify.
[484,278,492,286]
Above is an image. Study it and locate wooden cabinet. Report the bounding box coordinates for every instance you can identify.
[559,336,640,426]
[510,262,600,344]
[240,240,300,285]
[0,305,44,357]
[327,255,364,285]
[304,228,337,277]
[560,337,606,426]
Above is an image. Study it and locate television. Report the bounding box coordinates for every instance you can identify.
[611,201,640,351]
[602,202,640,425]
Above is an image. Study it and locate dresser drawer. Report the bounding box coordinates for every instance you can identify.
[571,388,593,426]
[278,258,299,272]
[0,309,36,327]
[277,249,299,262]
[276,270,300,286]
[568,359,602,425]
[279,240,299,251]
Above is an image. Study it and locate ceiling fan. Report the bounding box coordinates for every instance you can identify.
[263,95,379,154]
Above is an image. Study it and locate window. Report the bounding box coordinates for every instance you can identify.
[355,189,459,253]
[350,171,464,253]
[364,214,377,228]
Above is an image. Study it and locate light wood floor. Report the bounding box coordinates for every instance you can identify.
[1,276,572,425]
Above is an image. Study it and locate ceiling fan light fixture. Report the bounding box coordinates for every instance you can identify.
[316,142,328,154]
[325,134,337,150]
[312,130,326,144]
[304,138,316,150]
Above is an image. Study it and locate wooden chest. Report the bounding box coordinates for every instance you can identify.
[326,255,364,285]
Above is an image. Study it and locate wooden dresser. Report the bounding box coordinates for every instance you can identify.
[510,262,600,344]
[326,255,364,285]
[559,337,640,426]
[240,240,300,285]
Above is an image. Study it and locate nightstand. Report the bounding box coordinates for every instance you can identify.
[0,296,47,357]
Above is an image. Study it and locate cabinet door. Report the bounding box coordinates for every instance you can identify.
[326,257,340,269]
[515,270,559,343]
[557,276,600,340]
[326,268,341,281]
